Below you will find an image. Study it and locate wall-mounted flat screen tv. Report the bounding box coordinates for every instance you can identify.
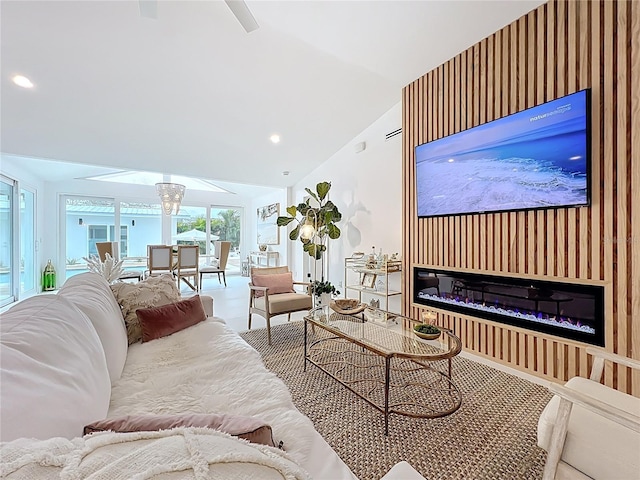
[415,89,591,217]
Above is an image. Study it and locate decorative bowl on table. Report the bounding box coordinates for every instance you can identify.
[330,299,366,315]
[413,323,441,340]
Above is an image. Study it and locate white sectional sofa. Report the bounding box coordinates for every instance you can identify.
[0,272,357,479]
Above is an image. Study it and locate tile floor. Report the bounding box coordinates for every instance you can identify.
[182,273,308,334]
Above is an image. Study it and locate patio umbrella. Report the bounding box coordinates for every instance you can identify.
[173,229,219,242]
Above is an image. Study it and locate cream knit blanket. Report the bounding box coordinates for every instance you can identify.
[1,427,310,479]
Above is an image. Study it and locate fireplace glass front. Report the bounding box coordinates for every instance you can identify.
[413,267,604,346]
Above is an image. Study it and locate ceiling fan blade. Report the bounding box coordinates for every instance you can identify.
[139,0,158,19]
[224,0,259,33]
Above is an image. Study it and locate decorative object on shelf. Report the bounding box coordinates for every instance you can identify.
[42,259,57,291]
[351,251,364,259]
[361,272,377,288]
[258,244,268,252]
[369,298,380,308]
[366,246,377,269]
[241,257,249,277]
[155,182,186,215]
[364,306,396,323]
[276,181,342,261]
[413,323,441,340]
[330,298,366,315]
[257,203,279,245]
[83,253,125,284]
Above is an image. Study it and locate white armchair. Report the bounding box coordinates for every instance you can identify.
[537,347,640,480]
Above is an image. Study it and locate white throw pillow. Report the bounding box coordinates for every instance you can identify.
[110,274,181,344]
[59,273,128,383]
[0,295,111,442]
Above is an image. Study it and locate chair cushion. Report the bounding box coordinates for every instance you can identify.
[537,376,640,480]
[251,272,295,298]
[200,266,221,273]
[110,274,181,344]
[136,295,207,342]
[83,413,275,447]
[255,292,312,315]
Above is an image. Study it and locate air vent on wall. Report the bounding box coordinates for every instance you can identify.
[385,128,402,141]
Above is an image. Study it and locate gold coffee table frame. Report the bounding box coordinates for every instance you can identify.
[304,307,462,435]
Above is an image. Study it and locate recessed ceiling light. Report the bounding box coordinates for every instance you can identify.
[12,75,34,89]
[282,171,290,176]
[270,134,280,144]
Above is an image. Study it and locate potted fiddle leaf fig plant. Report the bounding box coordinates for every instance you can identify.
[276,181,342,260]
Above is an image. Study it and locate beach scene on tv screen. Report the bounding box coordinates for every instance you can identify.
[416,90,589,217]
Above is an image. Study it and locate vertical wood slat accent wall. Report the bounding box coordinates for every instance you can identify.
[402,0,640,395]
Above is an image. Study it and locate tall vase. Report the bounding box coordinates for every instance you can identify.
[317,293,331,308]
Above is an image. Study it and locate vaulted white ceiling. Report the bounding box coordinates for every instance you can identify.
[1,0,544,189]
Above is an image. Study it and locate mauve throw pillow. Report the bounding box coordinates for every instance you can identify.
[83,413,276,447]
[251,272,295,298]
[136,295,206,342]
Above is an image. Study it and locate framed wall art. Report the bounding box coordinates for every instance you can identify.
[257,203,280,245]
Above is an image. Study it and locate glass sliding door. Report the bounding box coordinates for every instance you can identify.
[174,206,208,254]
[210,206,242,274]
[65,197,115,279]
[19,188,36,294]
[0,177,15,305]
[120,202,162,275]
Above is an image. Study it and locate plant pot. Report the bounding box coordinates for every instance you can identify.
[316,293,331,308]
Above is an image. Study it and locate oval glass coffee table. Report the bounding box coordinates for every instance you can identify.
[304,306,462,435]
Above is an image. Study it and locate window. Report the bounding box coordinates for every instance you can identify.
[65,197,115,278]
[211,206,242,274]
[1,177,15,306]
[0,176,36,306]
[86,225,128,256]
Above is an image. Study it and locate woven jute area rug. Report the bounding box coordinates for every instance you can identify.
[240,322,551,480]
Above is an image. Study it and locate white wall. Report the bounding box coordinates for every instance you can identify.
[249,189,290,272]
[286,102,403,309]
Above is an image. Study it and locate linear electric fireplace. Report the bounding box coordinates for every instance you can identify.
[413,266,604,346]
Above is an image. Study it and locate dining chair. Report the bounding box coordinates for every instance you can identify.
[95,241,119,262]
[95,241,142,282]
[146,245,174,278]
[248,266,312,344]
[199,241,231,288]
[175,245,199,291]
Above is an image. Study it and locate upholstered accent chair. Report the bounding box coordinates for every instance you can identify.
[199,241,231,288]
[175,245,199,291]
[248,266,312,344]
[537,347,640,479]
